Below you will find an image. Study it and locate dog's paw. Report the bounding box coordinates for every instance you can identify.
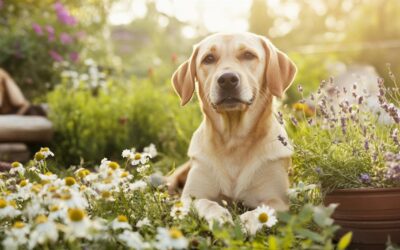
[195,199,233,226]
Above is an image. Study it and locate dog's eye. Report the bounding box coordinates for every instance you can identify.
[242,51,256,60]
[202,54,216,64]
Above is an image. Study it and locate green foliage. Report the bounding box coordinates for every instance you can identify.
[47,74,201,168]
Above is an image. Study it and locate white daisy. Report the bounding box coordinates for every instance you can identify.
[0,199,21,219]
[136,217,151,228]
[118,230,149,250]
[111,215,132,231]
[28,215,59,249]
[122,149,134,158]
[65,208,92,239]
[130,153,151,166]
[9,162,25,176]
[125,180,147,192]
[240,205,278,235]
[155,227,188,250]
[143,143,158,158]
[170,200,190,220]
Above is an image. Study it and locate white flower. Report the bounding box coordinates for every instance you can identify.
[9,162,25,176]
[170,200,190,220]
[28,216,59,249]
[118,230,149,250]
[39,147,54,158]
[0,199,21,219]
[111,215,132,231]
[125,180,147,192]
[2,221,30,250]
[137,164,150,173]
[143,143,157,158]
[136,217,151,228]
[240,205,278,235]
[122,149,134,158]
[155,227,188,250]
[130,153,151,166]
[38,172,58,182]
[65,208,92,239]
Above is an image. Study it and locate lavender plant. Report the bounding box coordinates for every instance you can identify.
[287,73,400,193]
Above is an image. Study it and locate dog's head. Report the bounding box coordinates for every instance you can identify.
[172,32,296,112]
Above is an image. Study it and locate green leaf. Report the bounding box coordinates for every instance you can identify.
[337,232,353,250]
[296,228,324,243]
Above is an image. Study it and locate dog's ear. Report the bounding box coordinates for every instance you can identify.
[172,46,199,106]
[260,36,297,98]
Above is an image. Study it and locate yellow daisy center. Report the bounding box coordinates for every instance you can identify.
[68,208,85,222]
[101,191,111,199]
[258,212,269,223]
[0,199,7,208]
[34,152,45,161]
[134,153,142,160]
[108,161,120,170]
[13,221,25,229]
[40,147,50,152]
[11,162,21,168]
[49,205,59,212]
[174,201,183,208]
[35,215,48,224]
[169,228,183,239]
[121,171,129,178]
[31,184,43,193]
[8,200,17,208]
[48,186,58,192]
[117,215,128,222]
[65,177,76,186]
[19,179,28,187]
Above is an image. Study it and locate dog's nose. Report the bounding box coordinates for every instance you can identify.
[217,72,239,90]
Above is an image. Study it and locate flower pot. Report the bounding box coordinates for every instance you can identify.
[324,187,400,250]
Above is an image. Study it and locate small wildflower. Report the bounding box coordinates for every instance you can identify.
[155,227,188,250]
[111,215,132,231]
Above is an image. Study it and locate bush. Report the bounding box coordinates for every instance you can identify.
[47,72,201,168]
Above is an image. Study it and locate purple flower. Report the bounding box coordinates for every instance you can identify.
[0,0,4,10]
[277,135,288,146]
[315,167,323,175]
[69,52,79,63]
[49,50,63,62]
[53,2,77,26]
[32,23,43,35]
[60,33,73,44]
[46,25,55,42]
[360,173,370,184]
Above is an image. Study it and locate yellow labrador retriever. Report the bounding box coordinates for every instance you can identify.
[168,32,296,230]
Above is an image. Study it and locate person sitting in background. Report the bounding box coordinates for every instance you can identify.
[0,68,30,115]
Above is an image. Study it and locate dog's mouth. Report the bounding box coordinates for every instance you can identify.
[212,96,254,111]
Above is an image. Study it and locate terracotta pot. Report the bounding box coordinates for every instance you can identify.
[324,187,400,250]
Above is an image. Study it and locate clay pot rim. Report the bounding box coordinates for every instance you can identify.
[327,187,400,195]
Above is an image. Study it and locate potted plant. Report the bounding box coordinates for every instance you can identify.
[285,76,400,249]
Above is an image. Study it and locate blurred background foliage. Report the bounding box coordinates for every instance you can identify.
[0,0,399,167]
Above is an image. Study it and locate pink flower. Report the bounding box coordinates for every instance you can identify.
[0,0,4,10]
[53,2,77,26]
[32,23,43,35]
[60,33,73,44]
[49,50,63,62]
[46,25,55,42]
[69,52,79,63]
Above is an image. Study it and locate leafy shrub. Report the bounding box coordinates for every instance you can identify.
[287,77,400,193]
[47,73,201,168]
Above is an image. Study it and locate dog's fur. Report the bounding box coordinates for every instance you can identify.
[167,33,296,228]
[0,68,30,115]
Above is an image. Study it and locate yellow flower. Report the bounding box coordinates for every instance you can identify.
[13,221,25,229]
[35,215,48,224]
[34,152,45,161]
[169,228,183,239]
[117,215,128,222]
[0,198,7,208]
[19,179,28,187]
[108,161,120,170]
[68,208,85,222]
[293,102,314,116]
[134,153,142,160]
[258,212,269,223]
[65,177,76,186]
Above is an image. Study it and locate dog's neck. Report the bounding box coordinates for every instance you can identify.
[202,95,274,145]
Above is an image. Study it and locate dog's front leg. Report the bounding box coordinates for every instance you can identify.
[182,165,232,225]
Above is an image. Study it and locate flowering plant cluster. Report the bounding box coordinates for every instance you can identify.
[0,146,349,249]
[286,74,400,193]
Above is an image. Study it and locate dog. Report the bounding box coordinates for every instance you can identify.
[167,32,296,233]
[0,68,30,115]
